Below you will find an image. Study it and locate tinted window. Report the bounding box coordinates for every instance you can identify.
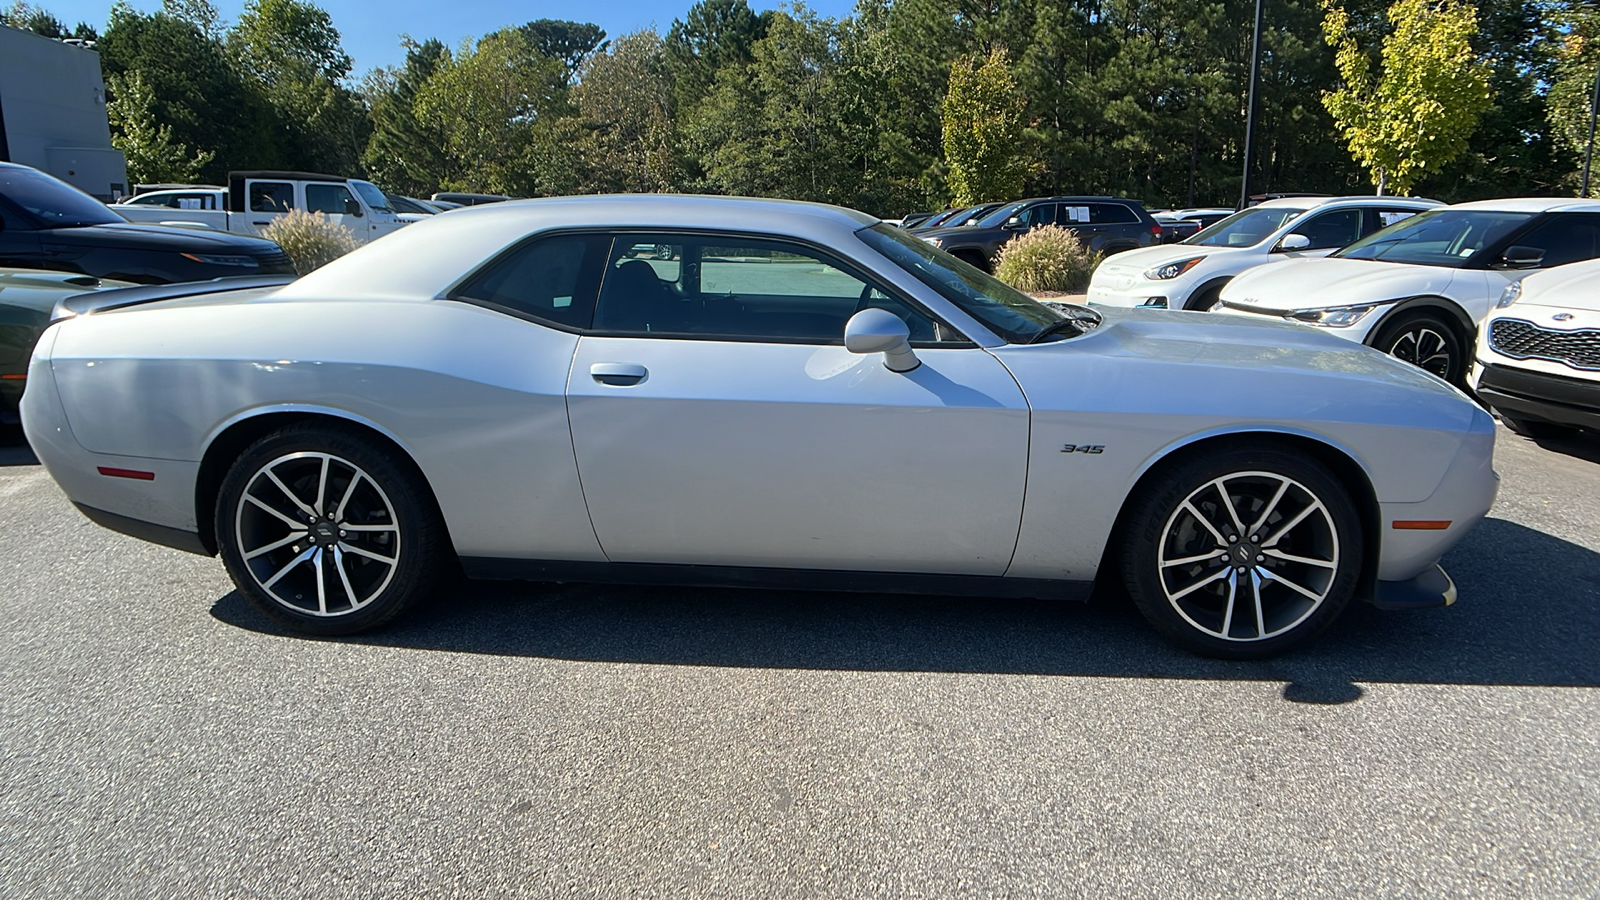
[1509,213,1600,268]
[1088,202,1139,225]
[1288,208,1362,249]
[451,234,608,328]
[350,180,392,213]
[1335,208,1534,268]
[249,182,294,213]
[1370,208,1421,233]
[592,234,957,344]
[0,165,123,227]
[1019,204,1058,227]
[306,184,356,215]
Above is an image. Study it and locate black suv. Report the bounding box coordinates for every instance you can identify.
[917,196,1162,271]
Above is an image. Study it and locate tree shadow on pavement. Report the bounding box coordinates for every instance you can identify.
[211,517,1599,697]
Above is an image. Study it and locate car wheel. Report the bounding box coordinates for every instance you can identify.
[1121,446,1362,659]
[654,244,674,260]
[216,424,444,635]
[1500,414,1579,439]
[1183,282,1225,312]
[1372,312,1465,385]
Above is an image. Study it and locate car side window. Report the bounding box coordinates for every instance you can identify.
[450,234,608,328]
[306,184,357,216]
[1509,213,1600,268]
[591,234,962,345]
[1088,203,1138,225]
[1019,204,1058,227]
[249,182,294,213]
[1366,208,1420,236]
[1288,208,1362,249]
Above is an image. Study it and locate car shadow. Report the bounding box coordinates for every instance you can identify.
[1528,430,1600,465]
[211,517,1598,698]
[0,429,38,466]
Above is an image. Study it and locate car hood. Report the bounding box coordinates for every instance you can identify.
[1094,243,1245,275]
[41,222,282,253]
[1511,259,1600,312]
[1221,257,1455,311]
[1057,306,1465,401]
[0,269,133,315]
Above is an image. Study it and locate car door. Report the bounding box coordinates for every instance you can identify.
[241,179,295,237]
[565,232,1031,575]
[304,183,364,242]
[1466,212,1600,324]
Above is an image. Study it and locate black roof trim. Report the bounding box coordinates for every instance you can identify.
[229,170,348,183]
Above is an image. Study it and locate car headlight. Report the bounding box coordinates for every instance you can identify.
[1144,257,1206,280]
[1286,303,1379,327]
[180,253,261,267]
[1495,280,1522,309]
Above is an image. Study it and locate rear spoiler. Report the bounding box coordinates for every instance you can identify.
[50,275,296,325]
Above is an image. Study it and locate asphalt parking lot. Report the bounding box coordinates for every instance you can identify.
[0,423,1596,898]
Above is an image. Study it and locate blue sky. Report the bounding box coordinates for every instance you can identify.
[45,0,860,76]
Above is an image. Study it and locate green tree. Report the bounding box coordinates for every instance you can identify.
[573,30,679,192]
[106,69,215,183]
[413,28,566,195]
[663,0,771,110]
[519,19,606,85]
[362,38,450,195]
[1546,4,1600,194]
[1321,0,1493,195]
[942,48,1029,206]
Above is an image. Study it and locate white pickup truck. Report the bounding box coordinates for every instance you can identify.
[111,170,410,243]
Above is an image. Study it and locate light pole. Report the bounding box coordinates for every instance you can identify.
[1239,0,1265,210]
[1584,63,1600,198]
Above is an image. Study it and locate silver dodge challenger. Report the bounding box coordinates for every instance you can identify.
[21,196,1498,658]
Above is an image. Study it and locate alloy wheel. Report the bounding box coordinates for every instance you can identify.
[234,451,401,617]
[1387,325,1453,379]
[1156,470,1340,643]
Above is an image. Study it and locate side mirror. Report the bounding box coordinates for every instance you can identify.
[345,198,364,218]
[844,309,920,373]
[1003,216,1026,231]
[1276,233,1311,252]
[1497,245,1544,269]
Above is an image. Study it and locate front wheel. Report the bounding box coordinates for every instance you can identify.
[216,424,444,635]
[1121,447,1363,659]
[1371,311,1466,386]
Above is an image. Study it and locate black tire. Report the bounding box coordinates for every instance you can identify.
[1120,446,1363,659]
[216,423,444,635]
[1371,311,1467,386]
[1500,414,1579,439]
[1182,282,1226,312]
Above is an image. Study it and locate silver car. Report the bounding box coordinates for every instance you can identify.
[21,196,1498,658]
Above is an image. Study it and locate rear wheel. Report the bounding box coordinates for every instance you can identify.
[1121,447,1363,659]
[216,424,444,635]
[1371,311,1466,386]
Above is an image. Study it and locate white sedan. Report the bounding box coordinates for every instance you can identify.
[22,196,1497,658]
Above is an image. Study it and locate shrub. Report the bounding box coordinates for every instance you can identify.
[993,225,1102,294]
[260,209,359,275]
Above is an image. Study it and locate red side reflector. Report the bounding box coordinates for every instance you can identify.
[0,374,24,380]
[97,466,155,481]
[1392,520,1451,530]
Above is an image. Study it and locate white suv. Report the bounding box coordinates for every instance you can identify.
[1215,198,1600,386]
[1087,196,1440,311]
[1472,256,1600,438]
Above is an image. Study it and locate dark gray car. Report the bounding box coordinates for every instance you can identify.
[918,196,1162,271]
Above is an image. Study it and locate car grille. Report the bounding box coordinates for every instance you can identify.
[1489,318,1600,371]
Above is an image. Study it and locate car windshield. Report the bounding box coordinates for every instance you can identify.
[0,166,125,228]
[973,201,1030,229]
[858,223,1089,343]
[1186,207,1308,247]
[350,180,393,213]
[1333,208,1536,267]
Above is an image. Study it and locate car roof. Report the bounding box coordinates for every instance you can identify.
[1251,195,1442,210]
[1445,197,1600,213]
[276,194,882,302]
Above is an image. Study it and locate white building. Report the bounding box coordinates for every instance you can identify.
[0,25,128,200]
